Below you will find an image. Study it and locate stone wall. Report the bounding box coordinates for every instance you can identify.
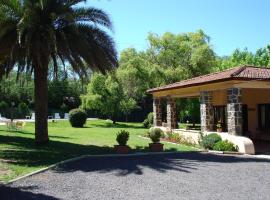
[227,88,242,135]
[167,96,178,129]
[200,91,214,132]
[153,98,162,126]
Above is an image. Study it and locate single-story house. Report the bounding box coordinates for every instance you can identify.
[147,65,270,154]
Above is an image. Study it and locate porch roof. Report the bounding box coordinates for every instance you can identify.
[147,65,270,94]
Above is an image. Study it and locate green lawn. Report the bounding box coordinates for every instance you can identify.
[0,120,198,182]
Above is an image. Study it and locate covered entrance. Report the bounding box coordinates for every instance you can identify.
[147,66,270,154]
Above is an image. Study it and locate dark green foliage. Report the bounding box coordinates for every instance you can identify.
[143,119,150,128]
[143,112,154,128]
[18,102,30,118]
[149,128,163,143]
[69,109,87,128]
[213,140,238,152]
[0,101,9,116]
[201,133,222,150]
[116,130,130,146]
[60,103,69,113]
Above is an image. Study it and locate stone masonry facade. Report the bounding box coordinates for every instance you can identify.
[200,91,214,132]
[227,88,242,135]
[167,96,178,129]
[153,98,162,126]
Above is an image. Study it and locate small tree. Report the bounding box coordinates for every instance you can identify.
[18,102,30,118]
[120,98,137,122]
[81,73,122,123]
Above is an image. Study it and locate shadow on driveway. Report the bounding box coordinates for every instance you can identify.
[54,152,270,176]
[0,185,58,200]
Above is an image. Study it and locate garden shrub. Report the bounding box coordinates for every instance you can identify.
[213,140,238,152]
[149,127,163,143]
[142,119,149,128]
[116,130,129,146]
[143,112,153,128]
[69,108,87,127]
[201,133,222,150]
[147,112,153,126]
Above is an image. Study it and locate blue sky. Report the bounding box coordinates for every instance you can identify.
[87,0,270,56]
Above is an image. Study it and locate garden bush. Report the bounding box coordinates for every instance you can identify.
[143,112,153,128]
[142,119,149,128]
[201,133,222,150]
[69,108,87,127]
[149,127,163,143]
[213,140,238,152]
[116,130,130,146]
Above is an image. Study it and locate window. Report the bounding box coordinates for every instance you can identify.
[213,106,227,131]
[258,104,270,130]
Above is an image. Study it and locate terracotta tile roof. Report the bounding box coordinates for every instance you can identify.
[147,65,270,93]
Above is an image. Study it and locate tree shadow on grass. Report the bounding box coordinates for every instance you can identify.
[0,129,72,139]
[0,135,114,167]
[0,184,58,200]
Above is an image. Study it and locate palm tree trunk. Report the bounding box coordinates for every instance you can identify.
[34,68,49,144]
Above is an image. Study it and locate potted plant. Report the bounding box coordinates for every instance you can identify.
[149,128,164,152]
[114,130,130,154]
[216,120,222,132]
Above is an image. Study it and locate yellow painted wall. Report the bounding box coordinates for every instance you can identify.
[212,90,227,106]
[242,88,270,139]
[211,88,270,139]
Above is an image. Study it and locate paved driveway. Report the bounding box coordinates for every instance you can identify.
[1,152,270,200]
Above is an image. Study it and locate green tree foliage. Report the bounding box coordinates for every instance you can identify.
[217,46,270,71]
[81,73,137,123]
[145,30,217,83]
[120,98,137,122]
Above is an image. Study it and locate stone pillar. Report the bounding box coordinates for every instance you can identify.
[200,91,214,132]
[227,88,242,135]
[167,96,178,129]
[153,98,162,126]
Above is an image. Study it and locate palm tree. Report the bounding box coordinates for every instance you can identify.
[0,0,117,144]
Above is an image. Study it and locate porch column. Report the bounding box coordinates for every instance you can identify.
[167,96,178,129]
[153,97,162,126]
[200,91,214,132]
[227,88,242,135]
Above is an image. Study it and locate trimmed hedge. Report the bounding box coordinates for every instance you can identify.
[69,109,87,127]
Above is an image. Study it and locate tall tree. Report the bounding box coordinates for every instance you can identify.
[0,0,117,144]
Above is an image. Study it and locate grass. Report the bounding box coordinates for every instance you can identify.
[0,119,198,182]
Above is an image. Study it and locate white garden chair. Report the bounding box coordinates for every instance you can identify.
[31,113,35,120]
[54,113,61,119]
[64,113,69,119]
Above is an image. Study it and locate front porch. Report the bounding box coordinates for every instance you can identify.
[148,66,270,154]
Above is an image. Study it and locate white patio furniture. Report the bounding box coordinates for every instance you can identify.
[64,113,69,119]
[54,113,61,119]
[31,113,35,120]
